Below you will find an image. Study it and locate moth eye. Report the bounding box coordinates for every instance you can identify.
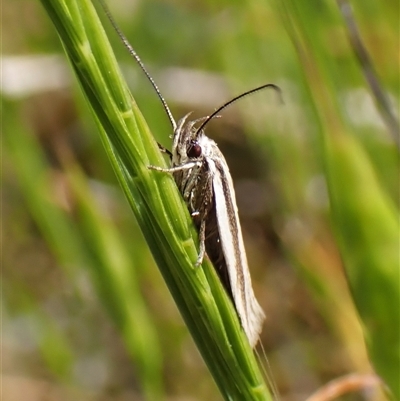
[187,141,202,158]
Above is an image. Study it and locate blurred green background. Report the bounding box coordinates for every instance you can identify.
[2,0,399,400]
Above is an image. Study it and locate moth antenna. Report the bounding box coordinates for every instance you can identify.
[194,83,282,136]
[98,0,177,131]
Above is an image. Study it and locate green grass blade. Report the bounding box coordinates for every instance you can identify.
[65,163,165,400]
[327,134,400,398]
[277,0,399,397]
[4,98,164,400]
[38,0,272,399]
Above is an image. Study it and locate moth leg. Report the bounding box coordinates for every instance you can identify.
[193,169,213,266]
[195,216,206,267]
[157,142,172,158]
[148,161,199,173]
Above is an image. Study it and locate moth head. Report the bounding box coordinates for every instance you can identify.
[172,113,208,163]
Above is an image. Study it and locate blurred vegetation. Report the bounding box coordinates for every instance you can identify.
[2,0,398,400]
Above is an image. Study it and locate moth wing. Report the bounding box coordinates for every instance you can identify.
[208,148,265,347]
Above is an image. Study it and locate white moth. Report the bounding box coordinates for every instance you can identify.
[151,109,270,348]
[100,0,280,348]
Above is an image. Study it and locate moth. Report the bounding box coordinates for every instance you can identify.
[100,0,280,348]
